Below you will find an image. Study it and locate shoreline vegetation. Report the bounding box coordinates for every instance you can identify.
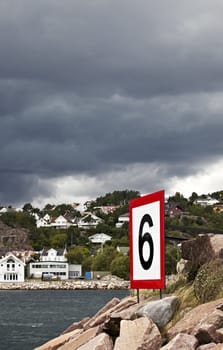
[0,276,130,290]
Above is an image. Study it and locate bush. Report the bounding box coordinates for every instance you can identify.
[110,255,130,280]
[194,258,223,303]
[165,245,180,275]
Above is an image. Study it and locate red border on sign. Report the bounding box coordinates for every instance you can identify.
[129,190,165,289]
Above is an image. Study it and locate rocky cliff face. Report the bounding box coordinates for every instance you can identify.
[181,233,223,268]
[0,220,32,251]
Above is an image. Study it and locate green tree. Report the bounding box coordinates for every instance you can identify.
[66,246,90,264]
[82,256,93,274]
[50,233,67,248]
[91,246,119,271]
[23,203,33,212]
[168,192,189,209]
[89,190,140,208]
[67,226,81,246]
[189,192,198,204]
[1,211,36,229]
[110,255,130,279]
[43,203,54,212]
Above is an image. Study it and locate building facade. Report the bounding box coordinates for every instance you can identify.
[40,248,68,262]
[29,261,69,280]
[28,248,82,280]
[0,253,25,282]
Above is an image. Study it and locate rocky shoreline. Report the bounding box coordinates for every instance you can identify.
[0,277,130,290]
[34,294,223,350]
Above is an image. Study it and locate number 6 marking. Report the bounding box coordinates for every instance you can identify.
[139,214,154,270]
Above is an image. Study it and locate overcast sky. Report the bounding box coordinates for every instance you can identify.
[1,0,223,208]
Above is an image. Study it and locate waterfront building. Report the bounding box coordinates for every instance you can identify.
[0,252,25,282]
[28,248,82,280]
[29,261,69,280]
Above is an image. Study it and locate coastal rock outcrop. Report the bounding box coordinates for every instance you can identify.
[34,295,223,350]
[167,299,223,343]
[0,220,32,251]
[181,234,223,269]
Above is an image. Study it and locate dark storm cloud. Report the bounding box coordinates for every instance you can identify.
[1,0,223,205]
[1,0,223,96]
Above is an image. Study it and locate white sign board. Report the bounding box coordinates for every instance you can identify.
[129,190,165,289]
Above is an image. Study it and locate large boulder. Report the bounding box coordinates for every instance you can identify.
[62,317,90,334]
[167,298,223,345]
[103,298,149,337]
[83,296,137,330]
[33,328,83,350]
[161,333,198,350]
[136,296,179,328]
[56,326,101,350]
[77,333,113,350]
[181,234,223,269]
[114,317,162,350]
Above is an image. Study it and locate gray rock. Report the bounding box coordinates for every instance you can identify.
[136,296,179,328]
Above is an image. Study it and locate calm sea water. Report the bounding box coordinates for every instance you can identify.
[0,289,129,350]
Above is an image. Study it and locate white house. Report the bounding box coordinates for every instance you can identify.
[78,213,103,229]
[36,217,51,228]
[73,202,88,213]
[40,248,67,262]
[0,207,8,215]
[36,213,52,228]
[194,197,219,206]
[0,253,25,282]
[29,261,69,280]
[116,213,129,228]
[88,233,112,245]
[50,215,72,229]
[28,248,82,280]
[29,248,68,279]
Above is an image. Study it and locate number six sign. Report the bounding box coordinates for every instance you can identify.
[129,190,165,289]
